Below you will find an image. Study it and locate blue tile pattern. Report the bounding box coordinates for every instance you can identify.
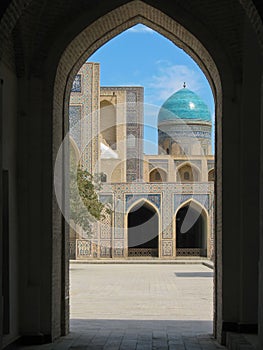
[158,88,211,123]
[71,74,81,92]
[126,194,161,211]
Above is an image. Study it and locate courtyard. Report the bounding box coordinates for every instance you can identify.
[16,263,227,349]
[70,263,213,324]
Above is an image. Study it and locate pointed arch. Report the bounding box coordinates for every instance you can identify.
[1,0,262,59]
[175,198,209,220]
[149,167,167,182]
[171,142,184,156]
[55,1,222,124]
[174,199,210,258]
[100,100,117,149]
[125,198,160,257]
[50,0,223,341]
[126,197,160,216]
[2,0,263,346]
[208,168,215,181]
[176,162,201,182]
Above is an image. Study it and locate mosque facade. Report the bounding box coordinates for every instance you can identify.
[69,62,214,260]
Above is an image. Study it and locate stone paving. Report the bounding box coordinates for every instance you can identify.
[17,263,226,349]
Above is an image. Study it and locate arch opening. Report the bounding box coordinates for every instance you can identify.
[53,0,221,341]
[3,0,263,346]
[128,201,159,257]
[176,203,207,257]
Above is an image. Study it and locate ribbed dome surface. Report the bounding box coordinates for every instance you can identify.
[158,88,211,123]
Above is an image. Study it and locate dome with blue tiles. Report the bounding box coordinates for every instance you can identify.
[158,88,211,124]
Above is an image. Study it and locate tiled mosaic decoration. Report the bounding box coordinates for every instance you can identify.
[71,74,82,92]
[125,193,161,210]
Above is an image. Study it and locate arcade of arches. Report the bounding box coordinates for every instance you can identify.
[0,1,262,349]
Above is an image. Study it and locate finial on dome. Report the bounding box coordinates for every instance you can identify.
[183,82,186,88]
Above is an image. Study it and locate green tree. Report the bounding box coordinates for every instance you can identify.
[70,147,109,237]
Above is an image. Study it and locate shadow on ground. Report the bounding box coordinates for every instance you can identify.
[70,318,213,334]
[65,319,222,349]
[14,319,227,349]
[174,272,214,278]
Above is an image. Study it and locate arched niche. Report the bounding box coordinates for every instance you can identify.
[100,100,117,150]
[208,168,215,181]
[149,168,167,182]
[177,163,201,182]
[171,142,184,156]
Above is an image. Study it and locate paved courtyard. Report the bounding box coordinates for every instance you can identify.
[18,263,226,349]
[70,263,213,322]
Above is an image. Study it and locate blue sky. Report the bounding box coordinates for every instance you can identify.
[88,24,215,154]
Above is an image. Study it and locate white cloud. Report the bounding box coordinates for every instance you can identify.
[148,63,203,103]
[127,24,154,34]
[154,59,171,66]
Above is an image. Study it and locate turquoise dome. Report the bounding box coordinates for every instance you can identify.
[158,88,211,123]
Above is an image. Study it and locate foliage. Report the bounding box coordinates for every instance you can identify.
[70,148,110,236]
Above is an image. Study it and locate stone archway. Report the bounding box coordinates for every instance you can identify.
[53,2,223,340]
[8,0,263,346]
[1,0,263,344]
[0,0,262,346]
